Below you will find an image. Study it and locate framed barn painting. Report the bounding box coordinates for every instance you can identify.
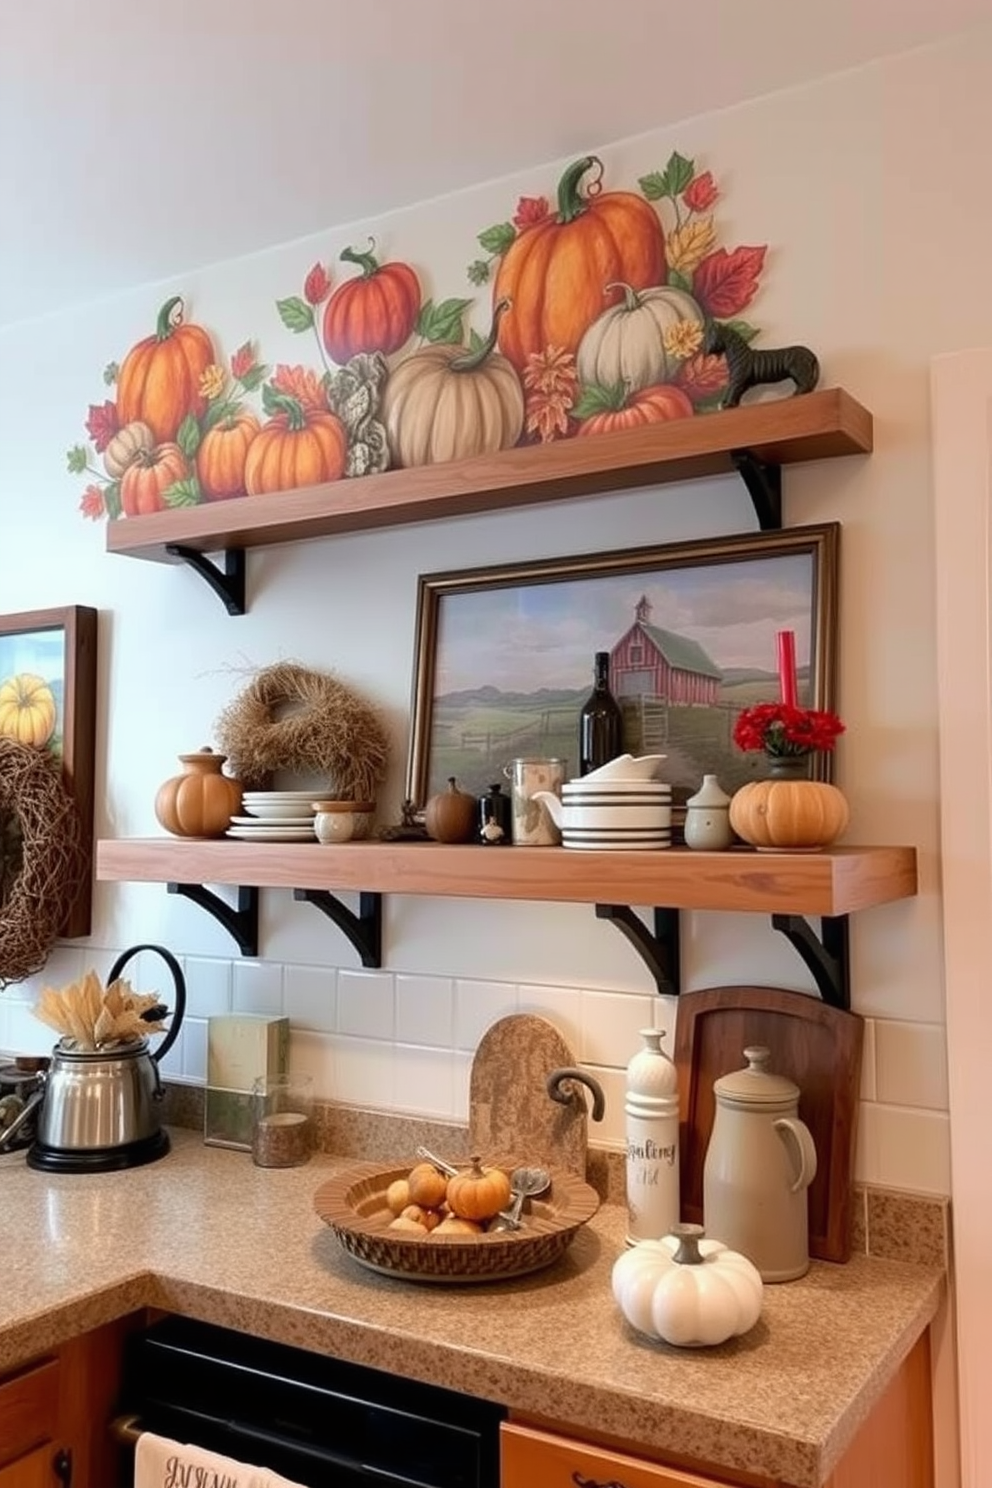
[407,524,838,810]
[0,606,98,937]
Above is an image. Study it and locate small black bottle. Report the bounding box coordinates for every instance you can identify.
[478,782,511,844]
[579,651,623,776]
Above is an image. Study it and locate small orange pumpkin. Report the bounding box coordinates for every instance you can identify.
[0,674,57,748]
[154,748,243,839]
[446,1157,512,1223]
[120,442,189,516]
[728,779,849,851]
[423,777,477,844]
[494,156,666,373]
[116,296,216,444]
[244,396,347,495]
[196,410,261,500]
[322,241,421,364]
[576,383,693,438]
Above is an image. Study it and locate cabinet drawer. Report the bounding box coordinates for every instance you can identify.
[0,1443,58,1488]
[0,1357,59,1469]
[501,1421,726,1487]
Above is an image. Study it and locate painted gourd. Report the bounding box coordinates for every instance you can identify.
[322,242,421,363]
[576,282,705,391]
[244,397,347,495]
[494,155,666,372]
[196,410,261,500]
[612,1224,763,1347]
[116,297,216,444]
[154,748,243,838]
[445,1158,512,1223]
[576,383,693,438]
[120,443,189,517]
[102,420,155,479]
[728,778,849,850]
[423,777,477,843]
[0,673,57,747]
[382,302,524,468]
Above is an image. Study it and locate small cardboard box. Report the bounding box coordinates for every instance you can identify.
[205,1014,289,1150]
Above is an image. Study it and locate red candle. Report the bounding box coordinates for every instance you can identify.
[777,630,798,708]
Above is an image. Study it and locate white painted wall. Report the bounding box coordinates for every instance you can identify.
[0,30,990,1202]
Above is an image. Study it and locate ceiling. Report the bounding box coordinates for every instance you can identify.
[1,0,986,329]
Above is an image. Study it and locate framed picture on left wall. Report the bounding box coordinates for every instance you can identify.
[0,607,98,937]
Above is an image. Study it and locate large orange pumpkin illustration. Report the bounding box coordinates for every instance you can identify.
[322,242,421,364]
[494,156,667,373]
[0,674,57,748]
[120,443,189,516]
[244,397,347,495]
[116,296,216,444]
[196,411,261,500]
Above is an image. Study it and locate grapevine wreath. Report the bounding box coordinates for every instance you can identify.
[215,661,389,799]
[0,737,88,989]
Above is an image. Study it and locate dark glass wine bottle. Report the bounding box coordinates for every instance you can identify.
[579,651,623,775]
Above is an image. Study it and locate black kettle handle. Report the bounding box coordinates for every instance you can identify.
[107,944,187,1066]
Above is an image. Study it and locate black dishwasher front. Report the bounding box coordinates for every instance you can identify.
[122,1315,505,1488]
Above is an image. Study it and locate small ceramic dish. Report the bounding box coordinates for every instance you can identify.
[312,801,375,843]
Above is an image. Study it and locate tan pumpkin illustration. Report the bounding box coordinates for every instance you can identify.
[0,673,57,748]
[576,282,705,391]
[382,301,523,468]
[102,420,155,479]
[197,410,261,500]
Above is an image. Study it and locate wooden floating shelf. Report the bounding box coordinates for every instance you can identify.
[96,840,916,919]
[105,388,872,563]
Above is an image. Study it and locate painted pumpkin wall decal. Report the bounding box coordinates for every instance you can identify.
[322,242,421,364]
[493,156,667,373]
[244,394,347,495]
[577,282,705,392]
[196,410,261,501]
[120,443,189,517]
[0,674,57,748]
[102,420,155,479]
[575,382,693,437]
[382,302,524,468]
[116,297,217,444]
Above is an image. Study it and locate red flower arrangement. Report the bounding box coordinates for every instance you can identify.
[733,702,845,759]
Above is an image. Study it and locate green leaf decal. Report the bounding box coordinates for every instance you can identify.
[638,172,668,202]
[177,413,201,458]
[103,361,119,386]
[416,297,472,344]
[201,399,231,432]
[467,328,487,357]
[466,260,491,286]
[276,296,315,333]
[667,268,693,294]
[723,319,759,343]
[162,477,202,509]
[104,481,122,520]
[571,382,627,419]
[66,445,88,475]
[237,364,267,392]
[477,222,516,256]
[641,152,695,201]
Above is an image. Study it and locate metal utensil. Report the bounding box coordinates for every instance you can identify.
[491,1164,552,1232]
[415,1144,461,1177]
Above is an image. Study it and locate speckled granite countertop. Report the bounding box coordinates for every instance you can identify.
[0,1129,942,1488]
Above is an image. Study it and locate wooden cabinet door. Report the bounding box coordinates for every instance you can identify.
[501,1422,730,1487]
[0,1358,59,1469]
[0,1445,60,1488]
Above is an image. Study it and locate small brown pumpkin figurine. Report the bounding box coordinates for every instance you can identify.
[154,747,243,839]
[423,776,477,844]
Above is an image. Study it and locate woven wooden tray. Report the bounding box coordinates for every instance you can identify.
[314,1159,600,1283]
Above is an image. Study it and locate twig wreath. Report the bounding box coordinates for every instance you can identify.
[215,661,389,799]
[0,738,88,989]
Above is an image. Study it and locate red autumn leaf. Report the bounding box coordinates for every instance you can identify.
[270,363,326,414]
[513,195,552,230]
[85,400,119,453]
[78,484,106,520]
[675,352,728,404]
[303,262,331,306]
[230,341,256,380]
[693,245,767,318]
[683,171,718,213]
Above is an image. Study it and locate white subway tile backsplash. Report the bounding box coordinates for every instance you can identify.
[874,1021,949,1111]
[392,1044,456,1119]
[453,980,517,1051]
[333,1035,394,1108]
[284,965,337,1033]
[36,945,86,990]
[580,988,657,1068]
[395,974,453,1047]
[860,1018,877,1102]
[517,984,582,1053]
[585,1064,626,1147]
[855,1103,951,1195]
[232,961,285,1016]
[288,1029,336,1100]
[4,999,56,1057]
[452,1051,473,1121]
[157,1025,186,1081]
[183,958,233,1018]
[338,970,395,1039]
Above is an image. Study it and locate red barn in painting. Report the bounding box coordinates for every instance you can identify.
[609,596,721,705]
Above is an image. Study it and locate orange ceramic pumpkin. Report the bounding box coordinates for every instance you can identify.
[243,399,347,495]
[154,749,243,838]
[0,673,57,747]
[120,443,189,516]
[728,779,849,851]
[494,156,666,373]
[576,383,693,438]
[322,242,421,364]
[116,296,216,444]
[196,411,261,500]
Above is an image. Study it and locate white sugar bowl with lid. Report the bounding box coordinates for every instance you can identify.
[703,1045,818,1282]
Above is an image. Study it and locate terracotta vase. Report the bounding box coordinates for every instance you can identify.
[154,748,243,838]
[728,755,849,851]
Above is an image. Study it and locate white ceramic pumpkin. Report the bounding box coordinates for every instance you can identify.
[577,282,705,392]
[612,1223,763,1347]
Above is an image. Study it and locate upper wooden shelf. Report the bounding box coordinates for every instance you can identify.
[105,389,872,564]
[96,839,915,918]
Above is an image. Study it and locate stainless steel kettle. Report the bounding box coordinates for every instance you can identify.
[1,944,186,1173]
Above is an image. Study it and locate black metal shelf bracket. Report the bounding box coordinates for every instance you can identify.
[294,889,383,968]
[732,449,782,531]
[165,544,246,616]
[595,904,681,996]
[167,883,259,957]
[771,912,850,1010]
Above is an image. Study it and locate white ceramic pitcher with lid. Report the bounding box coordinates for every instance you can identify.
[702,1045,817,1282]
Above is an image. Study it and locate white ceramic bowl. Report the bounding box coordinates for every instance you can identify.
[579,754,667,783]
[312,801,375,843]
[558,800,672,832]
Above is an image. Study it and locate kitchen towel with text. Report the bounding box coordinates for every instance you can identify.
[134,1431,306,1488]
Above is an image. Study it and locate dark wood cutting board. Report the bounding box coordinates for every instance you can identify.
[469,1014,587,1177]
[673,985,863,1263]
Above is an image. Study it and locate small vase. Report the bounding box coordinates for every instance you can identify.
[729,754,849,851]
[684,774,733,851]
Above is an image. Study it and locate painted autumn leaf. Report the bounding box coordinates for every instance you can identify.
[269,363,326,413]
[666,218,717,277]
[692,246,768,318]
[675,352,728,404]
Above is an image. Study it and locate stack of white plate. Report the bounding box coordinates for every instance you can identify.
[559,780,672,850]
[227,791,322,842]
